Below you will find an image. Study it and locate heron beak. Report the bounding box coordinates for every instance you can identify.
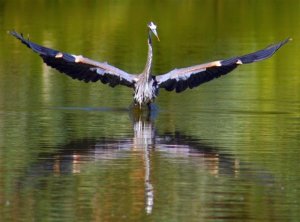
[152,29,160,41]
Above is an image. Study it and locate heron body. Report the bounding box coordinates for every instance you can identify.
[10,22,290,109]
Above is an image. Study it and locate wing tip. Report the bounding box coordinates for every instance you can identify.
[8,30,20,39]
[8,30,25,39]
[281,37,292,46]
[286,37,292,42]
[9,30,31,47]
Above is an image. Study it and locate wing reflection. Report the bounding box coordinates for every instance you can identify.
[22,111,242,215]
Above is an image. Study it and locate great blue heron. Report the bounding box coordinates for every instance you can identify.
[10,22,290,109]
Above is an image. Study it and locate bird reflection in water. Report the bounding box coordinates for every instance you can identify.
[130,106,156,214]
[23,108,243,215]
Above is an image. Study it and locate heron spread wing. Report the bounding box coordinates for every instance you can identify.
[10,31,136,88]
[156,38,290,93]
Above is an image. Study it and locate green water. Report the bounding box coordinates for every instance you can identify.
[0,1,299,221]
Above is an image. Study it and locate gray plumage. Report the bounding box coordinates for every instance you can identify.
[9,22,290,108]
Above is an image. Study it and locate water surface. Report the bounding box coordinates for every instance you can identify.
[0,1,299,221]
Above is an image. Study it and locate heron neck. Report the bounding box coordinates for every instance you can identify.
[142,32,153,81]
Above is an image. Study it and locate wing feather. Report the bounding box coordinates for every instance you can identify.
[10,31,136,88]
[157,38,290,92]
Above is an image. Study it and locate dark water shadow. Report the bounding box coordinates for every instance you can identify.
[17,107,274,215]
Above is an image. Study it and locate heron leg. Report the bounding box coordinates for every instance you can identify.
[147,103,152,111]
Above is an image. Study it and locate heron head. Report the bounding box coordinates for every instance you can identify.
[148,22,160,41]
